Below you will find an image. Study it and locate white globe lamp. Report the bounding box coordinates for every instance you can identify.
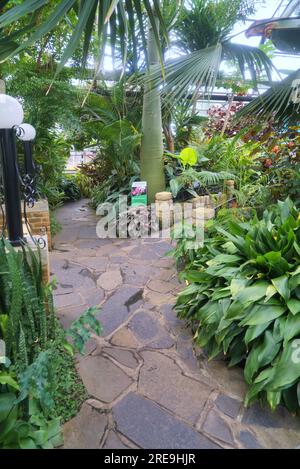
[18,123,36,142]
[0,94,24,129]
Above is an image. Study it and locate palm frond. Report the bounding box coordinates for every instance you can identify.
[0,0,169,71]
[147,44,223,103]
[237,68,300,124]
[146,41,276,106]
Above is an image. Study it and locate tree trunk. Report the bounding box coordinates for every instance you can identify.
[140,11,165,203]
[163,124,175,153]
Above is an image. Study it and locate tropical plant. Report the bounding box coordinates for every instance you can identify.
[58,175,81,202]
[0,1,168,72]
[165,146,234,200]
[0,239,56,371]
[90,174,139,210]
[174,0,256,54]
[174,198,300,413]
[0,384,62,449]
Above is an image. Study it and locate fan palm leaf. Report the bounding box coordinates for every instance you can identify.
[0,0,168,72]
[237,68,300,123]
[145,41,276,105]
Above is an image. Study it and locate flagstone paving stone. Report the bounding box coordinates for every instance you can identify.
[102,431,130,449]
[214,394,242,420]
[78,355,133,403]
[113,392,220,449]
[97,269,123,291]
[139,351,211,424]
[103,347,140,369]
[63,403,107,449]
[51,200,300,449]
[202,410,235,446]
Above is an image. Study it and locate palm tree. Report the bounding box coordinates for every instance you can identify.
[140,8,165,201]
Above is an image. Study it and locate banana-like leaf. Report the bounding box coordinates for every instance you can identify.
[0,0,168,71]
[145,40,276,105]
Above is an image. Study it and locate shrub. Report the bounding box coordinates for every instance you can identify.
[58,175,81,202]
[175,199,300,413]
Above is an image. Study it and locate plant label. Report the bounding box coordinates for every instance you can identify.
[131,181,147,207]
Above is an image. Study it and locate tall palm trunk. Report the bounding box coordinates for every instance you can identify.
[140,11,166,203]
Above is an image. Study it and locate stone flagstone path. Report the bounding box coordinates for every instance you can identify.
[51,200,300,449]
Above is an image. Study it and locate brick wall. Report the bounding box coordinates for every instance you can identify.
[0,200,51,285]
[0,199,52,250]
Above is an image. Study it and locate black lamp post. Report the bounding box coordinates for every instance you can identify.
[0,94,24,246]
[17,123,37,205]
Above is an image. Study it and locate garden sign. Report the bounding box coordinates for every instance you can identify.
[131,181,148,207]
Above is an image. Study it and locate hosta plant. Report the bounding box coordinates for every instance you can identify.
[175,199,300,413]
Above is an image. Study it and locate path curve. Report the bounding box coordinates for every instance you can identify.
[51,199,300,449]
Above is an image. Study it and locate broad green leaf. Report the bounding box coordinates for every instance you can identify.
[207,254,241,267]
[289,273,300,291]
[271,275,290,302]
[283,313,300,344]
[170,178,181,198]
[241,304,286,326]
[287,298,300,315]
[257,331,281,368]
[179,148,198,167]
[245,367,275,406]
[264,284,277,303]
[0,393,15,423]
[244,346,260,384]
[235,281,269,305]
[267,343,300,390]
[0,373,19,391]
[244,322,272,346]
[19,437,37,449]
[230,278,249,298]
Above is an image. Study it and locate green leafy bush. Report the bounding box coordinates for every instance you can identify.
[58,175,81,202]
[0,240,56,370]
[175,199,300,413]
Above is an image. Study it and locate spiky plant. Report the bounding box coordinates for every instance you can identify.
[0,238,55,370]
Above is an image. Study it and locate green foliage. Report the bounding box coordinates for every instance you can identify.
[58,175,81,202]
[0,356,61,449]
[18,351,55,417]
[0,1,168,73]
[0,239,102,447]
[50,324,87,423]
[65,307,102,355]
[175,0,256,53]
[0,388,62,449]
[80,83,142,207]
[174,199,300,412]
[90,174,139,210]
[0,239,55,369]
[3,57,79,211]
[75,172,93,199]
[166,148,234,200]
